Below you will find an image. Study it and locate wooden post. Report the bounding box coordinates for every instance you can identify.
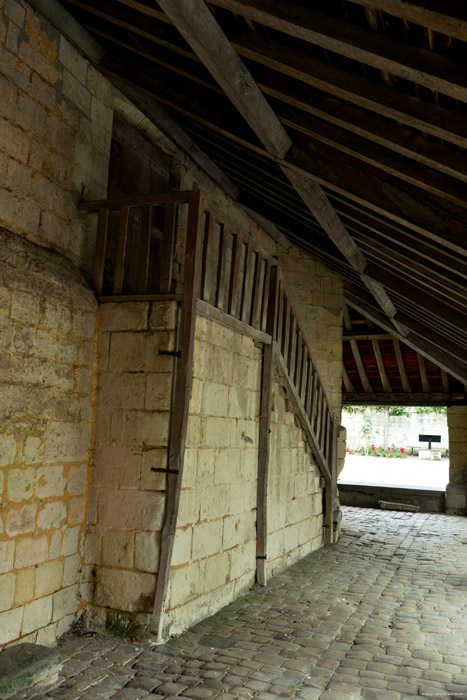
[150,190,204,642]
[93,208,109,294]
[324,417,339,546]
[256,265,278,587]
[159,202,177,294]
[136,205,151,294]
[113,206,130,295]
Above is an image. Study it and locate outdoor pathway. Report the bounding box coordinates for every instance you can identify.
[23,507,467,700]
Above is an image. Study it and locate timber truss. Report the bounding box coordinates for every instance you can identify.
[34,0,467,391]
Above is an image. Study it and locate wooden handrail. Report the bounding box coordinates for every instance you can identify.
[79,190,193,211]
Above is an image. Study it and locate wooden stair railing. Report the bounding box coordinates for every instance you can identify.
[80,191,192,297]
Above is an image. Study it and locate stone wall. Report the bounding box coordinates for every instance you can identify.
[267,380,324,579]
[0,228,97,648]
[83,301,177,634]
[344,409,449,451]
[446,406,467,515]
[163,316,262,639]
[0,0,113,277]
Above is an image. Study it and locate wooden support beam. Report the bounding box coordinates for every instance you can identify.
[282,167,404,335]
[209,0,467,102]
[372,339,392,395]
[345,290,467,384]
[344,331,392,340]
[151,190,204,642]
[256,266,278,586]
[349,339,374,396]
[343,305,353,332]
[342,367,356,396]
[418,354,431,395]
[156,0,291,158]
[441,370,450,394]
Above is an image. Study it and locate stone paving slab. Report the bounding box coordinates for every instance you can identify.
[14,508,467,700]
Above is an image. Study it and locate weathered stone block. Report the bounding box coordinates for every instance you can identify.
[192,520,222,560]
[22,594,53,634]
[52,584,79,622]
[37,501,67,530]
[61,526,80,556]
[99,370,146,410]
[6,503,37,536]
[15,568,34,605]
[66,464,87,495]
[145,372,172,412]
[148,302,177,330]
[223,512,256,550]
[0,607,23,645]
[44,422,91,462]
[205,552,230,591]
[172,527,193,566]
[0,541,15,575]
[0,573,16,612]
[7,467,35,502]
[102,529,135,568]
[135,530,161,573]
[15,534,49,568]
[100,302,149,332]
[35,560,64,598]
[62,553,81,587]
[97,488,165,531]
[35,465,66,498]
[95,569,156,612]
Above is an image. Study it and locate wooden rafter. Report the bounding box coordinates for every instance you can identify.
[417,354,431,395]
[208,0,467,101]
[393,338,411,395]
[349,339,374,396]
[153,0,409,341]
[345,289,467,384]
[372,339,392,395]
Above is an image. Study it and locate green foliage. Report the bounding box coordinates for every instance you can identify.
[343,405,447,416]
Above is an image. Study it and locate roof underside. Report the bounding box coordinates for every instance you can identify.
[55,0,467,402]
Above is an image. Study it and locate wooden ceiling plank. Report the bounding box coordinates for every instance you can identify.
[209,0,467,102]
[156,0,292,158]
[372,339,393,394]
[231,31,467,149]
[350,339,375,395]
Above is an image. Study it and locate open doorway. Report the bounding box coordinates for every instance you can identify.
[340,405,449,489]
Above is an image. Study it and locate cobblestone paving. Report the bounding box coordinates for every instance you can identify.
[23,508,467,700]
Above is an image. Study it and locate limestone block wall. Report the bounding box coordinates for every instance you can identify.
[163,316,262,639]
[280,250,343,418]
[0,229,97,648]
[266,380,324,579]
[446,406,467,515]
[0,0,114,277]
[83,301,177,633]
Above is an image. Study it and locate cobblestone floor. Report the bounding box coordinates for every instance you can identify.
[23,507,467,700]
